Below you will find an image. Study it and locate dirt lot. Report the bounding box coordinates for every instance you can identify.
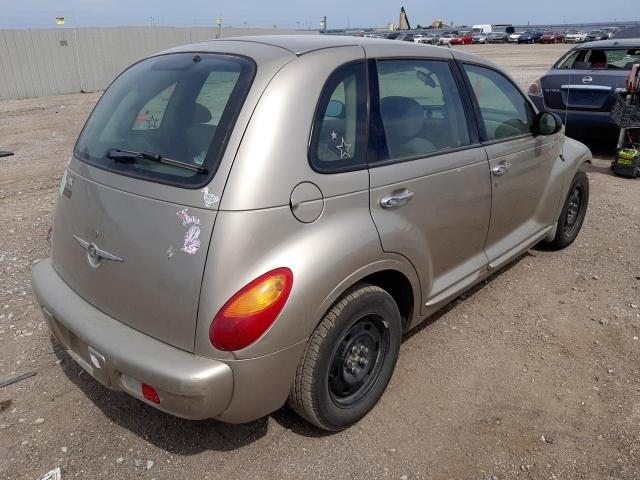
[1,43,639,480]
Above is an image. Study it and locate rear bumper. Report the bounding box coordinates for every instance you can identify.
[31,259,305,422]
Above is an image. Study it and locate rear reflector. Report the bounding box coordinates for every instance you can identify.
[141,383,160,404]
[210,267,293,351]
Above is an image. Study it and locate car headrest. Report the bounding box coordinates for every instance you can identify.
[380,96,424,141]
[589,50,607,66]
[192,103,212,124]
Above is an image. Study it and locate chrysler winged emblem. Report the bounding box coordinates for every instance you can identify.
[74,235,123,268]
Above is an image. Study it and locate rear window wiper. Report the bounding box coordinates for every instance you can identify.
[107,149,208,174]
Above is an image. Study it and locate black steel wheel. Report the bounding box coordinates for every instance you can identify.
[549,170,589,249]
[563,185,584,238]
[328,314,389,407]
[288,283,402,431]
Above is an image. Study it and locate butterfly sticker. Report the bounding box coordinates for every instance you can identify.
[176,208,202,255]
[181,225,201,255]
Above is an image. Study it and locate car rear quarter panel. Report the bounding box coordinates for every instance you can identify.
[195,45,422,361]
[194,193,421,361]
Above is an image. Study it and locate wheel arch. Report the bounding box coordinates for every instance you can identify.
[312,258,421,334]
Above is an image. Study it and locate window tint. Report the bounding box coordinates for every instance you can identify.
[557,48,640,70]
[195,70,242,125]
[310,62,367,172]
[463,64,533,141]
[375,59,470,161]
[132,83,175,130]
[74,53,254,188]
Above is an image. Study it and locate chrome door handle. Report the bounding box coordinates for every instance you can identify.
[492,163,511,176]
[380,191,414,208]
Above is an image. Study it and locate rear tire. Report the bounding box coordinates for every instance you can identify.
[548,170,589,249]
[288,283,402,431]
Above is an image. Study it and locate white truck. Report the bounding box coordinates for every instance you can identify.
[472,24,514,34]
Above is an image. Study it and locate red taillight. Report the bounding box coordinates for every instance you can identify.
[141,383,160,404]
[209,268,293,351]
[528,79,542,97]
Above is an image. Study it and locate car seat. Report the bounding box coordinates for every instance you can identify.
[589,50,607,69]
[380,96,435,158]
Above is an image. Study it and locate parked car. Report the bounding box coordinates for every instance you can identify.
[472,33,488,44]
[528,39,640,140]
[585,30,609,42]
[486,32,510,43]
[517,31,544,44]
[31,35,591,432]
[395,33,415,42]
[438,33,457,45]
[601,27,619,39]
[565,30,587,43]
[540,32,565,44]
[451,32,473,45]
[416,33,439,45]
[422,34,441,44]
[508,31,525,43]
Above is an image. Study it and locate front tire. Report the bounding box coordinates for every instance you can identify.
[549,170,589,249]
[288,283,402,431]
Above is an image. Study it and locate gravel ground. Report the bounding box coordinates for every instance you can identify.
[1,43,639,480]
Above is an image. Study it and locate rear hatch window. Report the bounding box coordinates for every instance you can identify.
[555,48,640,71]
[74,53,255,188]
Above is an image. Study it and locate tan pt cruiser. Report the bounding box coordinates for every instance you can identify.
[31,35,591,431]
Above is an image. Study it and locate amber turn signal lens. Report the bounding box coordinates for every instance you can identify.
[210,268,293,351]
[224,275,287,317]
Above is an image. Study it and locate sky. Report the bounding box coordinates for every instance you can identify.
[0,0,635,29]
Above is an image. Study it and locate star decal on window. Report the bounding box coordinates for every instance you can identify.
[330,130,338,141]
[336,137,352,159]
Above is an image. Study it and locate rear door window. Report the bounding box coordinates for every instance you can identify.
[74,53,255,188]
[374,59,471,161]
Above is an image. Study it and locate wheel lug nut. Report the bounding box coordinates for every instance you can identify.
[353,367,360,375]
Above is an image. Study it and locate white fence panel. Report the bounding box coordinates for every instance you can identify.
[0,26,316,100]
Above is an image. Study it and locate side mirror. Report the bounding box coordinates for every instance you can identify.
[534,112,563,135]
[325,100,345,119]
